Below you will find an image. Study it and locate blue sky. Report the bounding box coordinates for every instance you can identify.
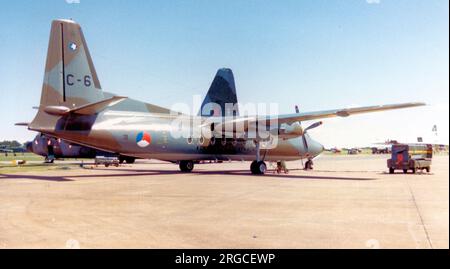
[0,0,448,147]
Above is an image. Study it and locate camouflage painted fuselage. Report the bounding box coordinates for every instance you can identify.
[31,109,324,162]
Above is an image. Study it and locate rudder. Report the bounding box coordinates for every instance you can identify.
[199,68,239,117]
[40,19,104,108]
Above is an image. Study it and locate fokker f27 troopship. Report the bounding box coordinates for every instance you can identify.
[23,20,424,174]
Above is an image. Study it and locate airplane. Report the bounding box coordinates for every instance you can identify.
[19,67,240,163]
[0,147,14,154]
[0,145,26,155]
[24,19,425,175]
[24,133,132,163]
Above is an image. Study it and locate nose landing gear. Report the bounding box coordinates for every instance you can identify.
[304,158,314,170]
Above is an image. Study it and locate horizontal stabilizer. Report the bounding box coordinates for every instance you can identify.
[15,122,30,127]
[44,96,127,116]
[68,96,127,115]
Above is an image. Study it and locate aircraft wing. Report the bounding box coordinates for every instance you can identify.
[274,102,426,124]
[211,102,425,134]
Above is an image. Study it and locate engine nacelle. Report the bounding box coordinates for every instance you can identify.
[277,122,304,139]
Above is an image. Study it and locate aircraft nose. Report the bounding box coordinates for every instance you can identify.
[308,138,325,158]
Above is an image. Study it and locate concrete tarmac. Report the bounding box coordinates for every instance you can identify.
[0,155,448,249]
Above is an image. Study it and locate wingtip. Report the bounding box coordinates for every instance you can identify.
[394,102,427,107]
[411,102,427,107]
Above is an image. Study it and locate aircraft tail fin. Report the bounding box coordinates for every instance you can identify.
[199,68,239,117]
[39,19,104,108]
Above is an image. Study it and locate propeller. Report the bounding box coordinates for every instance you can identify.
[293,105,322,151]
[295,105,323,150]
[294,105,323,170]
[294,106,306,149]
[294,105,308,150]
[301,121,323,150]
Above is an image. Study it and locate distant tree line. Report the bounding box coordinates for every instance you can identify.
[0,140,25,148]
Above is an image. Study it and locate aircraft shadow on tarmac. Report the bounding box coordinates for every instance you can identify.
[0,168,377,182]
[0,173,74,182]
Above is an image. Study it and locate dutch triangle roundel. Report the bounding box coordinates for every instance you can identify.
[136,131,151,148]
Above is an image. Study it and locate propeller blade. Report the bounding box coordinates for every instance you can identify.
[295,105,310,151]
[304,121,323,132]
[295,105,302,128]
[302,134,308,150]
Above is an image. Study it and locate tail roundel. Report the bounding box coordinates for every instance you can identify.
[40,19,104,108]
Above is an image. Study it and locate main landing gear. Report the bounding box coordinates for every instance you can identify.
[250,160,267,175]
[250,140,267,175]
[179,160,194,172]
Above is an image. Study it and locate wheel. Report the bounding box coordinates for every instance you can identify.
[251,161,266,175]
[304,160,313,170]
[276,162,283,174]
[389,168,394,174]
[250,161,258,174]
[403,169,408,174]
[179,160,194,172]
[257,161,267,174]
[119,156,125,164]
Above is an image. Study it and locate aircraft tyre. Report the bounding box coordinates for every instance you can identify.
[304,160,314,170]
[251,161,266,175]
[180,160,194,172]
[250,161,258,173]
